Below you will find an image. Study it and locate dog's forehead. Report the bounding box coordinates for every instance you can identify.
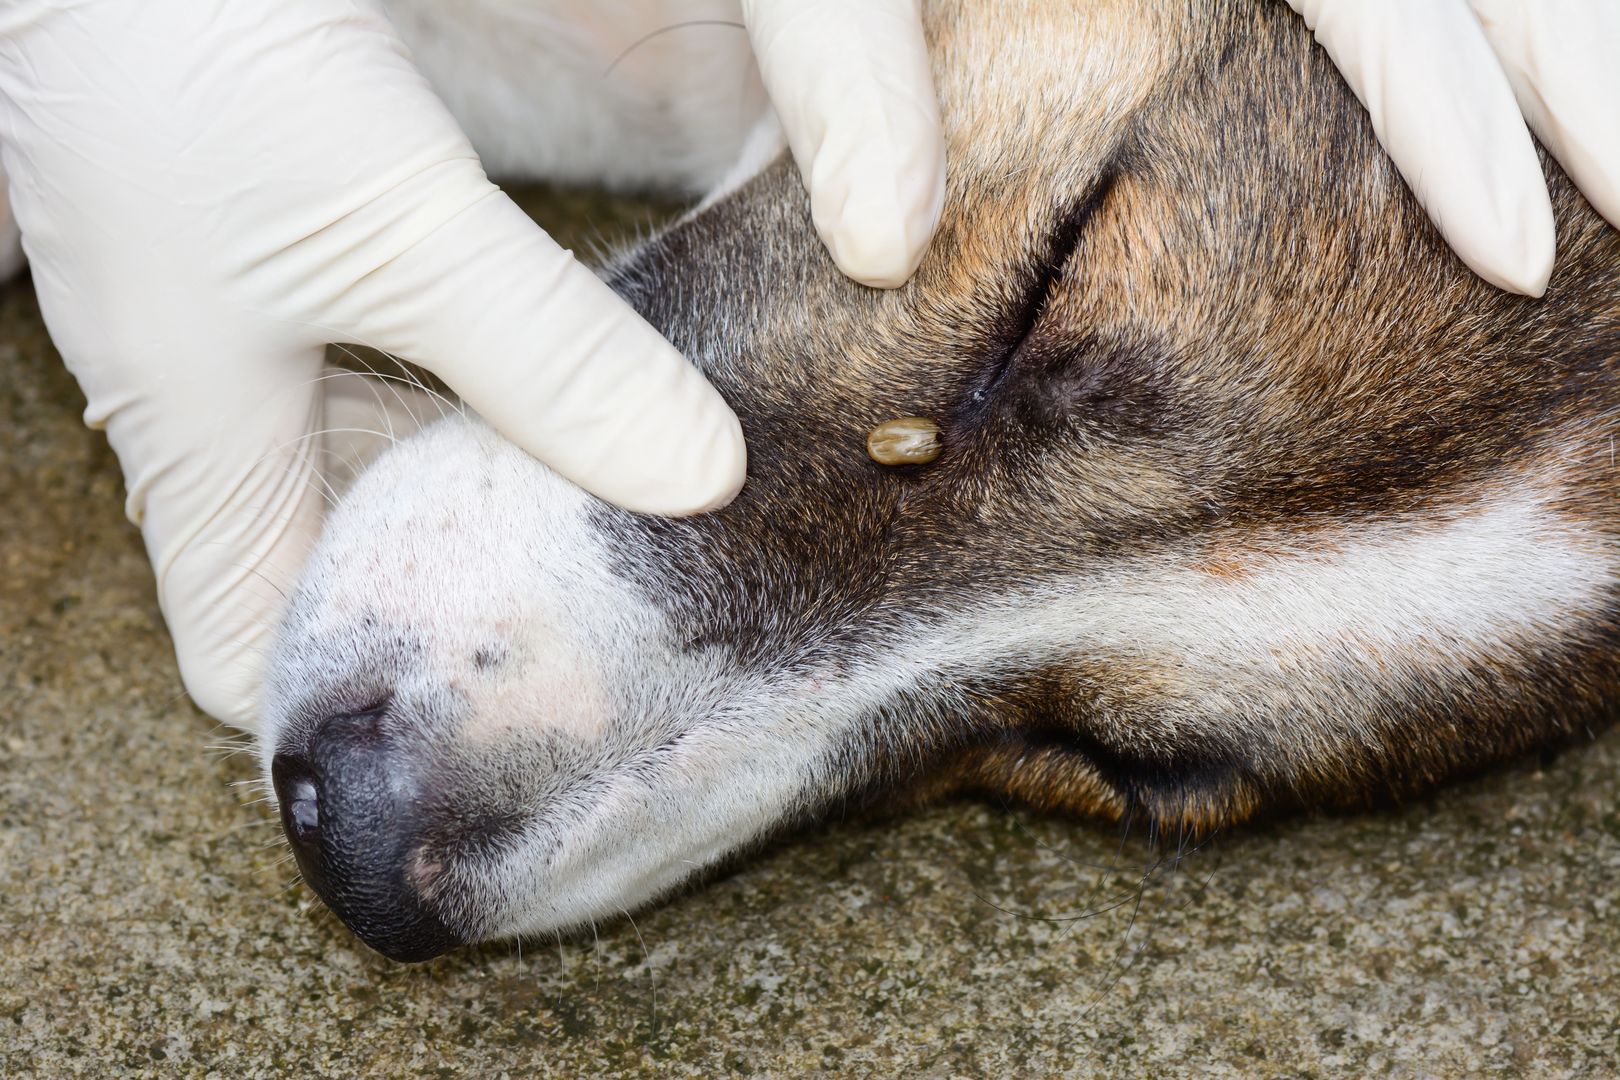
[929,0,1170,181]
[618,1,1172,374]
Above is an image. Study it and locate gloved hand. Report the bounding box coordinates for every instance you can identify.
[743,0,944,289]
[0,0,944,730]
[1286,0,1620,297]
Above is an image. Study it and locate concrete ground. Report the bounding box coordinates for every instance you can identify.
[3,186,1618,1079]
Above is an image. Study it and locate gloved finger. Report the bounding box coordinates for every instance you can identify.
[82,339,332,730]
[742,0,944,289]
[1467,0,1620,231]
[317,364,445,494]
[334,191,746,516]
[0,163,26,283]
[1287,0,1556,296]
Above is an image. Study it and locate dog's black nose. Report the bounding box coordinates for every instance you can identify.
[271,706,460,962]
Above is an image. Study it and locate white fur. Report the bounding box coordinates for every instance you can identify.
[383,0,769,191]
[694,108,789,210]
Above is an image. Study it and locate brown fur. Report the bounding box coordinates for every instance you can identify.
[603,0,1620,837]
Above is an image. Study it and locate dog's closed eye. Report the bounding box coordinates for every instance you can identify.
[968,176,1115,411]
[963,169,1168,434]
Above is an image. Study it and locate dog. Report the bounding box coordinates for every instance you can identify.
[259,0,1620,962]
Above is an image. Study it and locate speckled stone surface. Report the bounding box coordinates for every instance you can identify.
[3,187,1618,1079]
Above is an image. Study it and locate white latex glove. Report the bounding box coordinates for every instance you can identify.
[0,0,758,729]
[1286,0,1620,297]
[743,0,945,289]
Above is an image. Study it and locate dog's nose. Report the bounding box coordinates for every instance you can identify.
[271,706,460,962]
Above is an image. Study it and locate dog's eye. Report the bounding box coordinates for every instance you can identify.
[968,170,1170,435]
[966,171,1119,413]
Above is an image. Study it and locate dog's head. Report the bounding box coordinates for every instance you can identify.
[261,0,1620,961]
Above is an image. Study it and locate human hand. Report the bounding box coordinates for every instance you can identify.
[0,0,947,730]
[1286,0,1620,297]
[0,0,748,728]
[742,0,945,289]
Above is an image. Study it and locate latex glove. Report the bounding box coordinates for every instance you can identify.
[743,0,945,289]
[0,0,749,729]
[1286,0,1620,297]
